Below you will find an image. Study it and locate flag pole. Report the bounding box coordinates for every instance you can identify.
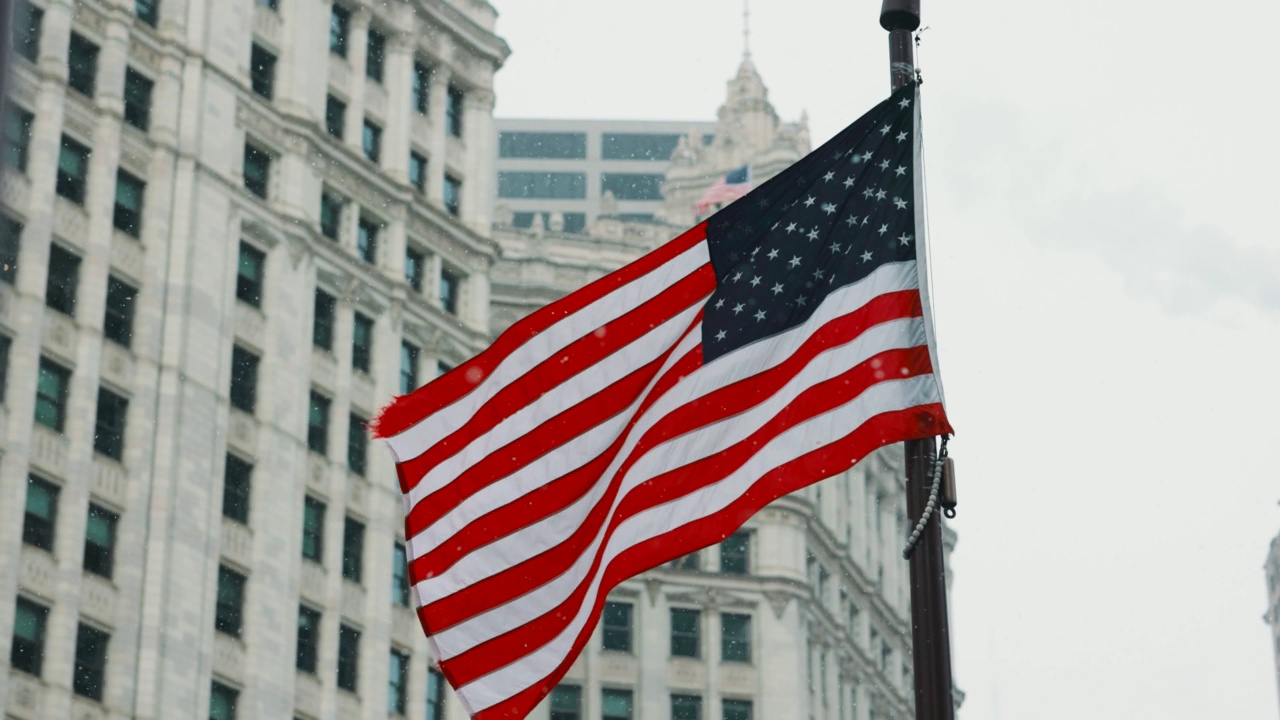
[879,1,957,719]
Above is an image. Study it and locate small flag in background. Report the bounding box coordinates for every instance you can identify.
[373,83,950,720]
[695,163,752,215]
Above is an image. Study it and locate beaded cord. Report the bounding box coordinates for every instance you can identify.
[902,434,949,560]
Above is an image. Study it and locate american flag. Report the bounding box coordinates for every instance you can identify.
[373,83,950,719]
[695,163,752,215]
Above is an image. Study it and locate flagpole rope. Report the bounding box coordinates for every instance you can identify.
[902,434,949,559]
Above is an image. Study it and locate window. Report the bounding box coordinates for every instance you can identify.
[562,213,587,234]
[45,243,80,315]
[721,613,752,662]
[57,135,91,204]
[23,476,59,551]
[296,606,321,673]
[223,454,252,524]
[347,413,367,476]
[329,5,350,56]
[229,346,259,413]
[443,174,461,216]
[602,689,633,720]
[0,335,10,402]
[720,531,750,574]
[601,133,682,161]
[307,391,330,454]
[124,68,153,131]
[35,359,70,431]
[236,242,265,307]
[427,668,446,720]
[73,624,109,700]
[446,85,464,137]
[672,694,703,720]
[313,290,336,350]
[1,215,19,284]
[671,551,699,571]
[243,144,270,198]
[356,217,378,263]
[366,29,385,82]
[351,312,373,373]
[404,248,424,292]
[320,192,343,239]
[94,387,129,460]
[670,608,700,658]
[325,95,346,139]
[498,132,587,159]
[497,172,587,200]
[439,268,459,315]
[550,685,581,720]
[601,602,632,652]
[392,542,410,606]
[722,700,752,720]
[388,650,408,715]
[67,33,99,96]
[337,624,360,692]
[249,43,276,99]
[600,173,665,201]
[83,504,118,578]
[11,597,49,676]
[399,342,418,395]
[13,2,43,61]
[215,565,246,637]
[210,681,239,720]
[257,0,278,9]
[409,151,427,192]
[114,170,145,236]
[342,515,364,581]
[3,106,33,172]
[103,276,137,347]
[412,62,431,114]
[362,120,381,163]
[135,0,159,26]
[302,496,325,561]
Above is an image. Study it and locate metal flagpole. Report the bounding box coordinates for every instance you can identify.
[878,1,957,719]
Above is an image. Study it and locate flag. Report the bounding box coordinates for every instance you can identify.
[695,163,752,214]
[373,83,950,720]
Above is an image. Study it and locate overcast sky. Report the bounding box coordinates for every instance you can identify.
[488,1,1280,717]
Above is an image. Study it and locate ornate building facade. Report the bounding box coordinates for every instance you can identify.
[1266,531,1280,716]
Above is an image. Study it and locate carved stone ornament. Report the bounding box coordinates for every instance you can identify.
[763,590,792,619]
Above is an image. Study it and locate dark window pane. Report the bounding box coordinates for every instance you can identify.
[229,346,259,413]
[409,151,427,192]
[337,624,360,692]
[723,700,752,720]
[412,62,431,114]
[602,689,632,720]
[67,33,99,96]
[307,391,330,454]
[3,106,34,172]
[670,551,699,571]
[601,601,631,653]
[445,85,464,137]
[351,312,373,373]
[399,342,418,395]
[550,685,581,720]
[356,218,378,264]
[93,387,128,460]
[296,606,321,673]
[721,613,751,662]
[313,290,336,350]
[0,215,20,284]
[672,694,702,720]
[57,135,91,204]
[325,95,346,139]
[124,69,153,131]
[104,276,138,347]
[600,173,665,201]
[243,144,270,198]
[391,542,410,606]
[250,44,276,99]
[210,681,238,720]
[342,515,364,581]
[215,565,246,636]
[387,650,408,714]
[257,0,278,10]
[320,192,343,240]
[427,668,446,720]
[13,2,43,62]
[0,335,11,403]
[83,504,118,578]
[497,172,586,200]
[365,29,385,82]
[498,132,587,160]
[72,624,109,700]
[10,597,49,676]
[222,454,252,524]
[23,476,59,551]
[362,120,381,163]
[404,248,424,292]
[236,242,265,307]
[302,496,325,561]
[347,413,367,476]
[720,532,750,575]
[443,174,461,216]
[562,212,586,234]
[601,133,681,161]
[670,608,700,658]
[45,243,80,315]
[135,0,159,26]
[329,5,349,56]
[35,359,70,432]
[439,268,459,315]
[114,170,145,236]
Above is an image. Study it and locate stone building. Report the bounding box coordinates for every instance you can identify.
[0,1,506,719]
[1266,531,1280,716]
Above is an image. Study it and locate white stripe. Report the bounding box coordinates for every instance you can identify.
[427,314,926,658]
[404,299,707,510]
[386,240,712,460]
[458,374,942,712]
[407,326,705,570]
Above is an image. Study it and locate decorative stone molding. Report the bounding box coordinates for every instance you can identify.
[20,546,57,601]
[42,310,79,365]
[306,453,329,496]
[6,670,44,719]
[2,172,31,212]
[234,303,267,353]
[295,673,322,719]
[341,580,365,620]
[300,561,326,604]
[30,424,68,479]
[311,348,337,394]
[346,475,370,517]
[91,457,128,509]
[666,657,707,689]
[53,199,89,249]
[80,574,118,628]
[227,409,258,457]
[763,590,792,620]
[221,517,254,569]
[110,233,146,282]
[213,634,246,682]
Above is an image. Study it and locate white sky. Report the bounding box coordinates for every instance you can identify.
[488,1,1280,717]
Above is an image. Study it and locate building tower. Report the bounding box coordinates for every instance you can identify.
[1266,530,1280,716]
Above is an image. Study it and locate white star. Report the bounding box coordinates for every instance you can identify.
[715,329,727,341]
[861,250,873,262]
[862,188,875,199]
[767,248,780,260]
[831,242,842,252]
[894,197,908,210]
[772,221,780,230]
[751,246,760,257]
[786,222,798,234]
[796,295,808,306]
[732,303,745,315]
[812,268,825,280]
[788,255,802,268]
[732,271,743,282]
[878,224,889,235]
[879,125,891,135]
[894,165,907,177]
[821,203,837,215]
[754,309,767,322]
[803,195,816,207]
[714,298,725,309]
[807,229,820,241]
[861,151,873,162]
[861,216,870,226]
[898,97,911,108]
[822,171,835,182]
[843,177,856,188]
[896,131,908,142]
[878,159,890,171]
[845,215,858,227]
[749,275,762,287]
[898,233,913,246]
[875,189,887,201]
[771,283,784,295]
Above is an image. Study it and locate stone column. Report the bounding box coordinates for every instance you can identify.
[425,65,452,204]
[383,31,415,182]
[461,88,495,232]
[344,8,371,156]
[275,0,330,122]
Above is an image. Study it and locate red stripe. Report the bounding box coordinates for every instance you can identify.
[420,291,921,633]
[408,347,705,594]
[440,344,935,686]
[397,265,715,496]
[469,403,950,720]
[372,223,708,442]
